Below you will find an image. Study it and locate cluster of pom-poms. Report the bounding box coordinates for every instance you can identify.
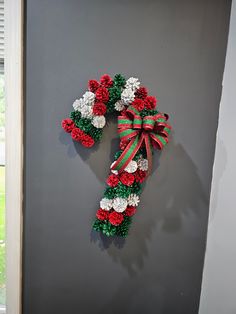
[92,152,149,237]
[61,74,160,237]
[61,74,158,148]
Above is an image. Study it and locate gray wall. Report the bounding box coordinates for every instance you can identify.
[23,0,231,313]
[199,1,236,313]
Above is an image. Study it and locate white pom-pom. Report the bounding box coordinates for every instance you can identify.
[125,77,140,91]
[137,158,148,171]
[121,88,135,105]
[100,198,113,211]
[124,160,138,173]
[73,98,85,111]
[110,161,118,175]
[80,105,93,119]
[112,197,128,213]
[127,194,140,207]
[92,115,106,128]
[114,100,125,111]
[83,91,95,105]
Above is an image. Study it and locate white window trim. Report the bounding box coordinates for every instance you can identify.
[0,307,5,314]
[5,0,23,313]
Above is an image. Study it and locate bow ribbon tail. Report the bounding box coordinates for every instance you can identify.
[111,133,145,173]
[150,132,169,150]
[144,133,153,176]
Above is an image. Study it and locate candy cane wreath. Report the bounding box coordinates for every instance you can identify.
[61,74,171,237]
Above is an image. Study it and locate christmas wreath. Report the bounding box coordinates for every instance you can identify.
[61,74,171,237]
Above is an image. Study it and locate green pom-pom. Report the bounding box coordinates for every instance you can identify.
[104,183,132,199]
[113,74,126,88]
[93,216,133,237]
[93,219,104,232]
[136,147,147,158]
[106,103,115,113]
[107,86,122,113]
[89,126,103,141]
[115,216,132,237]
[104,187,115,199]
[140,109,159,118]
[114,150,122,160]
[130,182,142,195]
[109,86,121,101]
[115,183,131,198]
[133,153,142,161]
[70,111,81,123]
[93,220,116,237]
[102,222,116,236]
[76,117,91,133]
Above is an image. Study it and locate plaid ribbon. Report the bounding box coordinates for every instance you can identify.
[111,105,171,174]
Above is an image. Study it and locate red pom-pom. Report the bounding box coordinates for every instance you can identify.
[109,211,124,226]
[120,172,135,186]
[135,86,148,100]
[71,128,84,141]
[95,87,109,103]
[125,206,136,217]
[88,80,100,92]
[135,169,147,183]
[96,208,109,221]
[81,134,95,148]
[100,74,113,88]
[107,174,119,187]
[145,96,157,109]
[61,118,75,133]
[120,139,129,150]
[131,99,145,111]
[72,129,94,147]
[92,102,107,116]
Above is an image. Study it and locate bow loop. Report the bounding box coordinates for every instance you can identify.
[143,116,156,131]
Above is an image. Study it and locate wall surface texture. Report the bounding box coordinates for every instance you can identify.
[24,0,231,313]
[199,1,236,313]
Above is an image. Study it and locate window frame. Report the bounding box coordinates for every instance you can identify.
[5,0,23,313]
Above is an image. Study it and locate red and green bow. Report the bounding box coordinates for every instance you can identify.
[111,106,171,174]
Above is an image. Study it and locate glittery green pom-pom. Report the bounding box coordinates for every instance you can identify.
[103,187,116,199]
[101,222,116,236]
[76,117,91,133]
[140,109,159,118]
[114,150,123,160]
[133,152,142,161]
[113,74,126,88]
[93,219,116,236]
[89,126,103,141]
[115,183,131,198]
[107,86,122,113]
[115,216,132,237]
[93,218,104,232]
[104,183,133,199]
[93,217,132,237]
[130,182,142,195]
[70,111,81,124]
[135,148,147,159]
